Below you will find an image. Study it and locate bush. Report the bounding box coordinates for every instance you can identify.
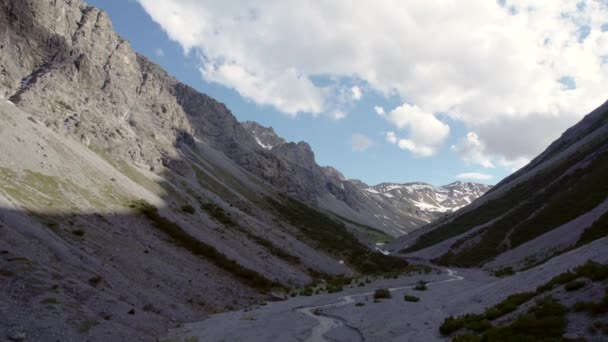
[493,267,515,277]
[181,204,195,214]
[404,295,419,302]
[72,229,85,236]
[414,280,427,291]
[374,288,391,299]
[564,280,586,291]
[355,302,365,307]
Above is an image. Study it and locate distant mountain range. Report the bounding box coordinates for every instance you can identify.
[242,120,491,236]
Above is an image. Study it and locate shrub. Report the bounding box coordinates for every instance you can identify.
[414,280,427,291]
[72,229,85,237]
[404,295,419,302]
[88,275,103,287]
[564,280,586,291]
[181,204,195,214]
[493,267,515,277]
[373,288,391,299]
[41,297,59,305]
[355,302,365,307]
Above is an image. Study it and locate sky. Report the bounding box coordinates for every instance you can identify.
[87,0,608,186]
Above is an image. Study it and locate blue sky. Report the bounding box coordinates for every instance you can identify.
[87,1,608,186]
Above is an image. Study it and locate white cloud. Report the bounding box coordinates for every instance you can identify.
[351,133,373,152]
[351,86,362,101]
[154,47,165,57]
[385,131,397,144]
[456,172,494,181]
[451,132,495,168]
[138,0,608,168]
[374,106,385,116]
[379,103,450,157]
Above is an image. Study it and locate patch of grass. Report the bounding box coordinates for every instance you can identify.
[130,200,281,293]
[88,275,103,287]
[493,267,515,278]
[181,204,195,214]
[404,295,419,302]
[564,280,586,292]
[41,297,60,305]
[573,288,608,316]
[433,152,608,267]
[77,320,99,333]
[265,195,409,275]
[444,297,568,340]
[373,288,391,299]
[442,261,608,338]
[71,229,85,237]
[484,292,536,320]
[413,280,427,291]
[200,202,236,227]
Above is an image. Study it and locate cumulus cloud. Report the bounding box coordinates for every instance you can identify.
[351,133,373,152]
[385,131,397,144]
[374,106,385,116]
[451,132,495,168]
[378,104,450,157]
[351,86,362,101]
[456,172,494,181]
[138,0,608,168]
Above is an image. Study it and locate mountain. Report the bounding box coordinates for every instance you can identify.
[389,99,608,271]
[243,122,491,236]
[0,0,411,339]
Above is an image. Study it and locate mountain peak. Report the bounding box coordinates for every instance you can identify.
[241,121,285,150]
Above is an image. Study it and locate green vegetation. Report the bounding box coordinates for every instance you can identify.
[577,211,608,246]
[130,200,281,293]
[404,295,419,302]
[72,229,85,237]
[433,151,608,267]
[374,288,391,299]
[265,195,409,274]
[41,297,60,305]
[200,202,236,227]
[564,280,586,292]
[181,204,195,214]
[77,320,99,333]
[441,260,608,339]
[492,266,515,277]
[413,280,427,291]
[199,200,300,265]
[404,136,608,266]
[88,275,103,287]
[573,288,608,316]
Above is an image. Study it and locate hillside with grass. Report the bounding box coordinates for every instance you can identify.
[391,100,608,272]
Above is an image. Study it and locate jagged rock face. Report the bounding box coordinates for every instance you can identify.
[241,121,285,150]
[1,0,488,237]
[242,121,491,236]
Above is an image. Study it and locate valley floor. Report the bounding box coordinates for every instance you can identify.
[163,268,495,342]
[164,237,608,342]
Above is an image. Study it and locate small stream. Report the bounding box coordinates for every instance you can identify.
[295,269,463,342]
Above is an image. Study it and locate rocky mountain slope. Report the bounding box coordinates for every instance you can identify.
[390,99,608,273]
[0,0,410,339]
[243,122,491,236]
